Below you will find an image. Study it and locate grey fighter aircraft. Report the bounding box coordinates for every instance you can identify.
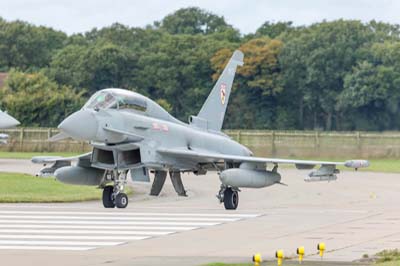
[32,50,369,210]
[0,110,20,144]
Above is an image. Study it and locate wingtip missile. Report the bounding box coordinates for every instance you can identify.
[344,160,370,169]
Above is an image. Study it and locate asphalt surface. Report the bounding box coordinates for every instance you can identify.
[1,159,399,266]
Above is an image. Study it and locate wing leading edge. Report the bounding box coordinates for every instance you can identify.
[157,148,370,169]
[31,152,92,177]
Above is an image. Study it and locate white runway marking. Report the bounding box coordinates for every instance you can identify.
[0,240,123,246]
[0,246,95,251]
[0,214,240,222]
[0,219,219,226]
[0,224,198,231]
[0,209,260,251]
[0,210,259,218]
[0,229,173,236]
[0,235,149,240]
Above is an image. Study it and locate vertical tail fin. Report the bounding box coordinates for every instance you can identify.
[194,50,244,131]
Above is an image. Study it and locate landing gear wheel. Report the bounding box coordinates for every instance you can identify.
[115,193,128,208]
[102,185,115,208]
[223,188,239,210]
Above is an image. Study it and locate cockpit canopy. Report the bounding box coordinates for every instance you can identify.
[82,88,182,124]
[83,89,147,112]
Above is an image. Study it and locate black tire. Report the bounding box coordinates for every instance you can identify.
[102,185,115,208]
[223,188,239,210]
[115,193,129,208]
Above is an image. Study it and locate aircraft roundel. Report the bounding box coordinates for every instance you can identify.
[220,83,227,105]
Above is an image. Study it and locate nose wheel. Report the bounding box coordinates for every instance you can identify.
[102,170,129,209]
[102,185,129,208]
[102,185,115,208]
[115,193,128,208]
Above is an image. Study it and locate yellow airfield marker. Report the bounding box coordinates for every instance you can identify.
[317,242,325,259]
[252,253,262,266]
[296,246,305,263]
[275,249,284,266]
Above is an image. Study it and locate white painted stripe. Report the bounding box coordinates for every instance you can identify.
[0,240,124,246]
[0,224,198,231]
[0,235,147,240]
[0,229,172,236]
[0,215,238,222]
[0,245,94,251]
[0,210,260,218]
[0,219,219,226]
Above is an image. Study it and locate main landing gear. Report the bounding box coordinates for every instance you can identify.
[102,170,129,208]
[217,185,239,210]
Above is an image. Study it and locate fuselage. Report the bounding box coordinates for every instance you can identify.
[58,88,252,171]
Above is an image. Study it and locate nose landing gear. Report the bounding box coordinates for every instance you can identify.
[102,185,115,208]
[115,192,128,208]
[102,170,129,209]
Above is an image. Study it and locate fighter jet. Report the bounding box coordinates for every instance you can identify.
[0,110,20,144]
[32,50,369,210]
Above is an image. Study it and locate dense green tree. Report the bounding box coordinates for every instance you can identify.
[367,20,400,42]
[280,20,375,130]
[255,21,294,38]
[337,42,400,130]
[1,9,400,131]
[155,7,234,35]
[211,38,284,129]
[0,70,85,126]
[0,18,66,71]
[132,33,238,122]
[48,41,137,93]
[84,23,166,50]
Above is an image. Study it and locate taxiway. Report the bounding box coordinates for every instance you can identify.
[0,159,399,266]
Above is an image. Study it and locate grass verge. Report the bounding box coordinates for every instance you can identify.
[204,264,252,266]
[203,249,400,266]
[0,172,102,202]
[204,262,363,266]
[204,262,250,266]
[375,249,400,265]
[0,151,79,159]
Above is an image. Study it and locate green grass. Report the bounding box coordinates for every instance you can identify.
[0,151,79,159]
[376,261,400,266]
[353,159,400,173]
[0,172,102,202]
[203,249,400,266]
[205,264,252,266]
[333,158,400,173]
[204,262,363,266]
[375,250,400,265]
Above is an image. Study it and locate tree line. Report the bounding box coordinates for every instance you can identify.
[0,7,399,131]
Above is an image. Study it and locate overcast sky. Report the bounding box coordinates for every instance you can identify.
[0,0,398,35]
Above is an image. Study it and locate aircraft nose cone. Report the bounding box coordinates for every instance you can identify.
[58,110,98,141]
[0,112,20,128]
